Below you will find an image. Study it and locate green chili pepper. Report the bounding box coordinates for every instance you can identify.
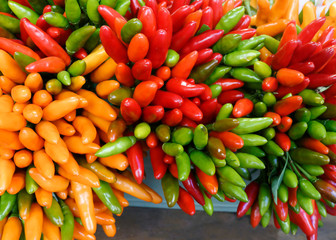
[18,189,32,221]
[258,183,271,216]
[92,180,122,214]
[27,0,47,14]
[172,127,193,146]
[108,87,132,106]
[299,89,324,106]
[205,66,232,85]
[230,67,262,83]
[95,136,136,157]
[253,102,267,117]
[261,207,272,228]
[267,155,279,169]
[67,60,86,77]
[59,199,74,240]
[309,105,327,120]
[213,34,242,55]
[307,120,327,140]
[155,124,171,143]
[294,107,311,122]
[193,124,208,150]
[13,51,36,72]
[234,166,251,180]
[175,152,191,182]
[220,179,248,202]
[26,165,38,194]
[278,183,288,203]
[207,136,226,159]
[46,79,63,95]
[215,6,245,33]
[134,122,151,139]
[201,190,213,216]
[316,200,327,217]
[216,103,233,120]
[43,198,64,227]
[324,120,336,132]
[288,122,308,140]
[301,164,324,176]
[239,146,266,158]
[232,117,273,134]
[321,132,336,145]
[43,12,69,28]
[236,152,265,169]
[321,102,336,119]
[0,0,10,13]
[121,18,143,44]
[262,127,276,140]
[237,36,265,50]
[162,143,184,157]
[239,134,267,146]
[217,166,246,188]
[114,0,130,16]
[65,0,81,24]
[84,28,101,52]
[290,202,300,214]
[254,42,265,50]
[79,0,88,10]
[263,92,276,107]
[51,5,64,13]
[0,192,17,220]
[57,71,71,86]
[165,49,180,68]
[283,169,298,188]
[190,59,219,83]
[210,84,222,98]
[66,25,96,55]
[213,189,225,202]
[211,156,226,167]
[274,211,290,234]
[0,14,20,34]
[161,173,179,207]
[196,24,210,35]
[262,140,284,157]
[254,60,272,79]
[290,148,330,165]
[208,118,239,132]
[223,50,260,67]
[297,189,314,215]
[262,35,279,54]
[8,1,39,24]
[86,0,101,25]
[190,150,215,176]
[100,0,117,7]
[225,148,240,168]
[299,178,321,200]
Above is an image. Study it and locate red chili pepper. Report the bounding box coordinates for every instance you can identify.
[171,5,195,33]
[225,196,236,202]
[152,90,183,108]
[146,0,158,15]
[278,22,297,49]
[162,108,183,126]
[273,211,281,229]
[233,0,242,7]
[0,37,40,60]
[232,15,251,31]
[298,17,326,44]
[232,98,253,118]
[208,52,222,63]
[126,142,144,184]
[322,167,336,182]
[325,204,336,216]
[180,29,224,55]
[320,56,336,74]
[289,208,315,236]
[182,173,205,206]
[11,0,32,8]
[274,133,291,152]
[133,81,158,107]
[131,59,153,81]
[323,39,336,48]
[299,138,329,155]
[177,187,196,215]
[191,0,203,11]
[250,201,262,228]
[148,75,164,89]
[138,6,157,39]
[178,98,203,122]
[215,79,244,91]
[236,181,259,218]
[195,48,213,66]
[274,77,310,99]
[166,78,205,98]
[218,90,244,105]
[149,146,168,179]
[288,186,298,208]
[290,42,321,64]
[199,83,212,101]
[273,96,303,117]
[309,47,336,73]
[271,40,299,70]
[318,26,335,47]
[200,6,213,29]
[199,98,217,124]
[277,116,293,133]
[193,97,201,106]
[120,98,142,125]
[274,198,288,221]
[308,201,319,240]
[43,5,52,13]
[170,0,187,13]
[264,112,281,127]
[324,164,336,172]
[163,154,175,164]
[115,63,135,87]
[228,28,256,40]
[146,132,158,148]
[288,62,315,75]
[307,73,336,88]
[209,0,222,26]
[25,56,66,73]
[98,5,126,33]
[21,18,71,65]
[180,117,198,128]
[73,48,88,60]
[324,83,336,99]
[100,26,128,64]
[210,131,244,150]
[146,29,170,69]
[142,105,165,123]
[262,77,278,92]
[170,21,197,52]
[156,6,173,45]
[169,162,179,178]
[130,0,141,16]
[195,167,218,195]
[172,51,198,78]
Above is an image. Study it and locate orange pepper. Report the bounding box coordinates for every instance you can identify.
[90,58,117,83]
[13,150,33,168]
[156,66,171,81]
[77,89,117,122]
[35,121,60,144]
[52,119,76,136]
[42,214,61,240]
[255,0,270,26]
[112,188,129,207]
[19,127,44,151]
[11,85,31,103]
[172,51,198,79]
[24,73,43,93]
[7,171,25,195]
[83,44,109,75]
[43,97,79,121]
[0,129,24,150]
[67,76,86,92]
[269,0,291,23]
[33,149,55,179]
[64,109,76,122]
[185,10,202,34]
[73,221,96,240]
[0,216,8,239]
[2,216,22,240]
[56,190,68,200]
[99,154,129,171]
[0,95,14,113]
[32,90,53,108]
[71,181,97,234]
[95,80,120,99]
[23,104,43,124]
[95,210,115,225]
[82,111,111,133]
[29,168,69,192]
[0,112,26,131]
[0,50,26,84]
[222,0,235,15]
[25,203,43,240]
[127,33,149,63]
[0,146,14,159]
[12,102,28,114]
[0,158,15,194]
[0,76,16,93]
[284,0,299,24]
[102,223,116,237]
[63,135,100,154]
[72,116,97,144]
[58,152,80,176]
[256,19,290,37]
[58,166,100,188]
[301,1,316,29]
[35,187,53,208]
[44,138,70,164]
[115,63,135,87]
[55,90,88,109]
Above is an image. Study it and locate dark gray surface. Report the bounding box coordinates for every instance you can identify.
[95,207,336,240]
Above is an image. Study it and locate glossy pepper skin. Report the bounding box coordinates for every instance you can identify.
[237,181,259,218]
[161,172,179,208]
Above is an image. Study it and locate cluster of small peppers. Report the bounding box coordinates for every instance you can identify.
[235,18,336,240]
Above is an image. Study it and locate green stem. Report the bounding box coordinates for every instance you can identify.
[294,162,317,182]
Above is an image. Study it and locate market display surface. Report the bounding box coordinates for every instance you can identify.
[0,0,336,239]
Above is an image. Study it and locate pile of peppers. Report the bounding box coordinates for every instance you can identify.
[0,0,336,239]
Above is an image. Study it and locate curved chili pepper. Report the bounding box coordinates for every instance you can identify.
[125,142,144,184]
[236,181,259,218]
[195,48,213,66]
[308,47,335,73]
[289,208,315,236]
[171,5,195,33]
[214,79,244,91]
[170,21,197,52]
[232,15,250,31]
[142,105,164,123]
[138,6,156,39]
[178,98,203,122]
[156,6,172,44]
[182,173,205,206]
[274,77,310,99]
[177,187,196,215]
[130,0,141,16]
[166,78,205,98]
[271,40,299,70]
[25,56,65,73]
[209,0,222,26]
[120,98,142,125]
[199,6,213,29]
[146,29,170,69]
[318,26,335,47]
[0,37,40,60]
[152,90,183,108]
[290,42,320,65]
[149,145,167,179]
[274,199,288,222]
[298,17,326,45]
[250,202,262,228]
[21,18,70,65]
[228,28,256,40]
[98,5,126,33]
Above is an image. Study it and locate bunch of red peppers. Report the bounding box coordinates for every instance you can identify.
[0,0,336,239]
